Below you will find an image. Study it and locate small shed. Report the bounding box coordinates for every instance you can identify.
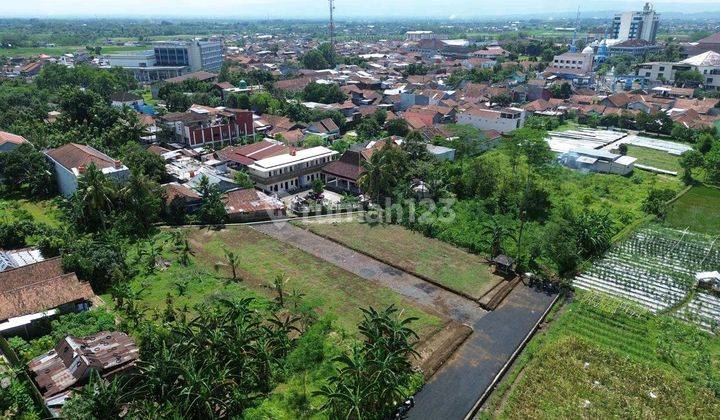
[492,254,515,276]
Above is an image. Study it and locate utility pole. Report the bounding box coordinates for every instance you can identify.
[329,0,335,51]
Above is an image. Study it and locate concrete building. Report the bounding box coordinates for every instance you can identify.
[678,51,720,89]
[0,130,29,152]
[104,50,186,83]
[44,143,130,197]
[612,2,660,43]
[560,148,637,175]
[637,51,720,89]
[154,40,223,73]
[247,146,338,195]
[635,61,675,82]
[550,52,594,74]
[159,105,254,148]
[457,107,525,134]
[607,39,662,58]
[406,31,434,41]
[105,39,222,82]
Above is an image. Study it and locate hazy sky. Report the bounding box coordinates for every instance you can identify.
[4,0,720,18]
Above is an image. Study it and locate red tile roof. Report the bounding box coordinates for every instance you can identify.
[217,141,289,166]
[0,258,95,321]
[45,143,119,171]
[322,150,364,181]
[0,130,28,146]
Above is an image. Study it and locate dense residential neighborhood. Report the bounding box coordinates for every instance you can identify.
[1,1,720,419]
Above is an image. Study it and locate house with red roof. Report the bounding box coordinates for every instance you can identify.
[0,130,29,152]
[44,143,130,196]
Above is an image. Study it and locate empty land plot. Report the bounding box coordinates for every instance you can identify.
[666,185,720,235]
[130,225,444,339]
[299,221,504,300]
[623,145,681,172]
[491,292,720,419]
[0,198,61,227]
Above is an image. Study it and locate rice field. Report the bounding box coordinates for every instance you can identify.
[573,225,720,331]
[491,291,720,418]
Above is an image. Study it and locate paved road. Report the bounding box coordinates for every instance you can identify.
[408,284,557,420]
[253,221,557,420]
[252,222,484,324]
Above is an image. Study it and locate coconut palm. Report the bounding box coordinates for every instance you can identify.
[358,150,391,204]
[75,163,116,230]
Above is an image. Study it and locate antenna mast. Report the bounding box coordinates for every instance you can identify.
[570,6,580,52]
[329,0,335,51]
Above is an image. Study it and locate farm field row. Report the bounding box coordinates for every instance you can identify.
[297,221,504,300]
[574,224,720,329]
[488,291,720,418]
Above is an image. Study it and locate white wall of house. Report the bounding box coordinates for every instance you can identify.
[457,110,525,134]
[45,155,130,197]
[48,158,79,197]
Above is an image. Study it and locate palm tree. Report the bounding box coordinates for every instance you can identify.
[75,163,115,230]
[358,150,390,204]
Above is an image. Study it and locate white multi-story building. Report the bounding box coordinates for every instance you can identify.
[45,143,130,197]
[612,2,659,43]
[637,51,720,89]
[406,31,434,41]
[678,51,720,89]
[551,52,594,74]
[247,146,339,194]
[457,107,526,134]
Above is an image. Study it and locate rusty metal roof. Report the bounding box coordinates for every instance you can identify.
[29,331,139,397]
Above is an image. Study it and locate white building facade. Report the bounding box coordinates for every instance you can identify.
[457,107,526,134]
[247,147,339,195]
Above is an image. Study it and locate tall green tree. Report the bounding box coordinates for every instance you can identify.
[197,175,227,225]
[0,142,56,197]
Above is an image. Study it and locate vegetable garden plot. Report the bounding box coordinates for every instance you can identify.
[574,226,720,330]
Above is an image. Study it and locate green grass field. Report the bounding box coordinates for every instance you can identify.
[546,166,682,224]
[623,145,681,173]
[298,222,504,300]
[128,226,443,339]
[666,185,720,235]
[0,45,148,58]
[0,197,61,226]
[489,291,720,418]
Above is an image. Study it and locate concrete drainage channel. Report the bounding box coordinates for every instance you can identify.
[250,221,559,420]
